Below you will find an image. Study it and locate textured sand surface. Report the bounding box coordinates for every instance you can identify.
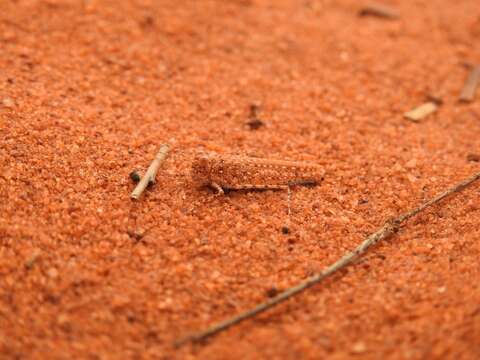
[1,0,480,358]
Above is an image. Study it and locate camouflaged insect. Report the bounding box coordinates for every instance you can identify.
[192,152,324,194]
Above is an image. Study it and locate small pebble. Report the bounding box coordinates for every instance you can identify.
[2,98,14,107]
[129,170,141,183]
[47,267,59,279]
[405,159,417,169]
[265,287,279,298]
[351,341,367,354]
[127,229,144,241]
[246,119,264,130]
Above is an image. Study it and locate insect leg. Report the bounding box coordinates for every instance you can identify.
[210,182,225,195]
[281,184,293,234]
[287,185,292,217]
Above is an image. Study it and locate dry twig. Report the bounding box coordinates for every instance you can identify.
[175,170,480,346]
[130,144,170,200]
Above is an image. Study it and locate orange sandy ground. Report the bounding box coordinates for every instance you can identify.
[1,0,480,358]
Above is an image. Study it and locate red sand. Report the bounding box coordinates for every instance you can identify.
[1,0,480,358]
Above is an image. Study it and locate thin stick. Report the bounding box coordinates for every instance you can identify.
[459,65,480,103]
[130,144,170,200]
[175,170,480,346]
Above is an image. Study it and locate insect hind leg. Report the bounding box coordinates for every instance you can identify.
[287,179,318,188]
[226,184,288,191]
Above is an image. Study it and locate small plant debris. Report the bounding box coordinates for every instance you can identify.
[459,65,480,103]
[358,3,399,19]
[404,102,438,122]
[467,154,480,162]
[246,118,264,130]
[426,93,443,105]
[127,229,144,242]
[24,250,41,270]
[246,102,265,130]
